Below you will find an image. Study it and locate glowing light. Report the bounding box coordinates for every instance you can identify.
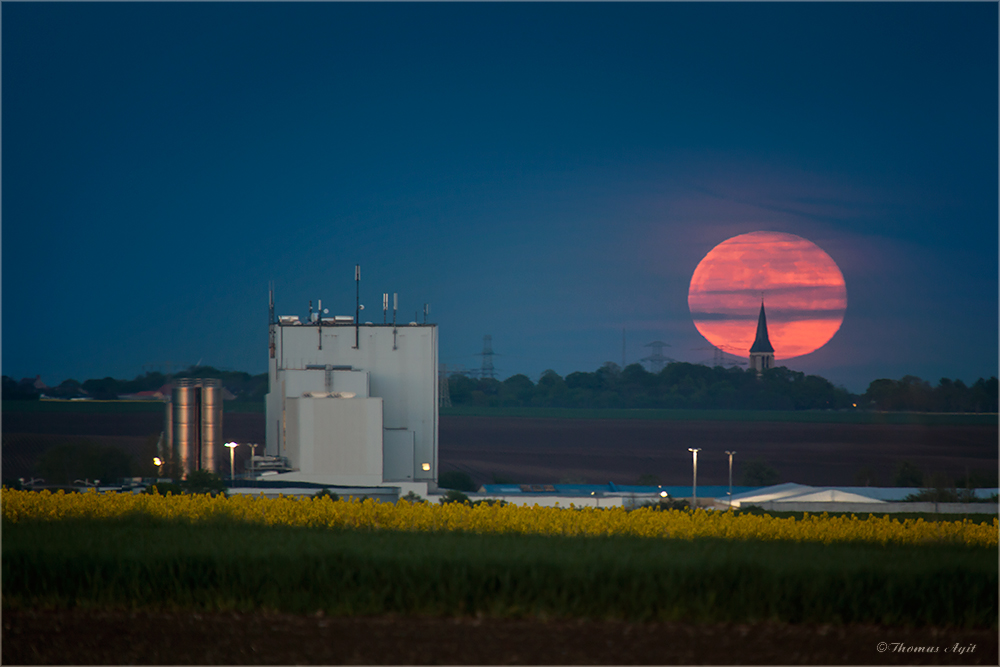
[688,231,847,359]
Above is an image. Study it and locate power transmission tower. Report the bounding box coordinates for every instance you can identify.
[438,363,452,408]
[640,341,674,373]
[692,345,748,367]
[477,335,496,380]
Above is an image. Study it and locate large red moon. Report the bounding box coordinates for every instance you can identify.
[688,231,847,360]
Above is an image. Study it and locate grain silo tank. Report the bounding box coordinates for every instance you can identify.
[172,378,199,476]
[200,378,223,473]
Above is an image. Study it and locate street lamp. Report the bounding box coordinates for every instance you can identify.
[725,451,736,508]
[225,442,239,480]
[687,448,701,508]
[247,443,257,481]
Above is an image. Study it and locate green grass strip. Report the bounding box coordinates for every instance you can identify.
[3,518,996,627]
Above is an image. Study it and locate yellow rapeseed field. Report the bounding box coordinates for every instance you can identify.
[2,488,996,547]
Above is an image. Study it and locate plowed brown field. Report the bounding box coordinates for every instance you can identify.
[3,608,998,665]
[439,416,999,487]
[2,410,996,487]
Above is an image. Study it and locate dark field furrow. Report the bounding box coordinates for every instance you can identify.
[3,410,996,487]
[4,609,998,665]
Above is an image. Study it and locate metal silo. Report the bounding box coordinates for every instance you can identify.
[163,394,173,469]
[172,379,199,477]
[200,378,223,473]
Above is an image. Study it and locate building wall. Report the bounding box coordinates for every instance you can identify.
[266,322,438,483]
[286,396,384,486]
[749,352,774,373]
[749,500,1000,514]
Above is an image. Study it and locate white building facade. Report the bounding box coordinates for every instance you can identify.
[266,312,438,489]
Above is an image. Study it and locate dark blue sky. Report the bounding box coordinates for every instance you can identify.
[4,3,997,393]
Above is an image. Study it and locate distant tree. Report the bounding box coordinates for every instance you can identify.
[81,377,120,400]
[472,498,508,507]
[439,489,471,505]
[647,498,689,511]
[313,488,340,501]
[119,372,168,395]
[853,466,878,487]
[969,377,999,412]
[740,458,780,487]
[447,375,477,405]
[438,470,478,492]
[892,461,924,487]
[532,369,567,407]
[36,442,132,485]
[46,379,88,399]
[182,469,227,496]
[499,374,534,406]
[144,481,184,496]
[2,376,39,401]
[400,491,427,504]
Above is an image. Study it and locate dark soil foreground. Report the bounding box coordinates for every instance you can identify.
[2,609,997,665]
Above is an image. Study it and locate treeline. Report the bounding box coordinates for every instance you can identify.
[448,362,999,413]
[449,363,855,411]
[1,367,269,402]
[862,375,998,413]
[4,363,997,413]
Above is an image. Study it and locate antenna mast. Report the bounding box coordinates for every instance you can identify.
[354,265,360,349]
[268,282,276,359]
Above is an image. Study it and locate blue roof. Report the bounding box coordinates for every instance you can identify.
[479,483,761,497]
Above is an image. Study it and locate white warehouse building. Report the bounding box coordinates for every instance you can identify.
[264,284,438,496]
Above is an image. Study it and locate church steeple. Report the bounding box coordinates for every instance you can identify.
[749,301,775,373]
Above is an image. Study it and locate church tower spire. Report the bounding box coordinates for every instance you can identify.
[749,301,775,374]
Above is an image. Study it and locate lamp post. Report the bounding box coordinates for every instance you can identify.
[687,448,701,508]
[225,442,239,481]
[725,451,736,508]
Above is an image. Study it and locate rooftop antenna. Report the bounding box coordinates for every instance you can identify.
[392,293,398,350]
[268,282,276,359]
[423,303,429,324]
[354,265,360,349]
[318,299,324,350]
[383,293,388,324]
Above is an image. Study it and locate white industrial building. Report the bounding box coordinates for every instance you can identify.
[264,282,438,496]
